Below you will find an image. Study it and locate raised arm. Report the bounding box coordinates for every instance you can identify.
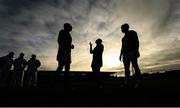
[89,42,93,54]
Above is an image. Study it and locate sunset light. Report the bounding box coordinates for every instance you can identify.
[0,0,180,73]
[104,54,122,68]
[1,0,180,106]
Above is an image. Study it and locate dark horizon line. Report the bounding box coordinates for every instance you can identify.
[37,70,117,73]
[37,69,180,73]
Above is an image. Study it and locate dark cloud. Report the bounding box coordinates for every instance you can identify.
[156,40,180,62]
[150,0,180,38]
[1,0,34,17]
[162,2,179,27]
[97,22,107,31]
[0,0,74,17]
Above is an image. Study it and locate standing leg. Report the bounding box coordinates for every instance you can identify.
[132,58,141,80]
[23,71,27,87]
[35,71,37,87]
[31,71,37,87]
[20,70,25,87]
[56,62,63,73]
[92,67,102,88]
[16,70,22,87]
[132,58,142,88]
[64,63,70,88]
[92,67,96,80]
[55,62,64,82]
[65,63,70,72]
[97,67,102,88]
[24,71,31,87]
[123,57,131,83]
[10,70,17,87]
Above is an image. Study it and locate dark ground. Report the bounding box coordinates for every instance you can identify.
[1,70,180,107]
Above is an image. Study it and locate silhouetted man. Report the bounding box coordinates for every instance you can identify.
[0,52,14,87]
[24,54,41,87]
[12,53,27,87]
[90,38,104,88]
[119,23,142,87]
[56,23,74,88]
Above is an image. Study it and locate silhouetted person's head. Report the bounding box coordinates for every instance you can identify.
[64,23,72,32]
[31,54,36,60]
[8,52,14,59]
[95,38,102,45]
[19,53,24,58]
[121,23,129,33]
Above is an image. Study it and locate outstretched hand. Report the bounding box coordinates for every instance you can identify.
[89,42,92,46]
[71,44,74,49]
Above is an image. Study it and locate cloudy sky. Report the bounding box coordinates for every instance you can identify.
[0,0,180,73]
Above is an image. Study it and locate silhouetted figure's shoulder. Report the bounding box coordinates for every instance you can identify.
[59,29,68,36]
[99,44,104,51]
[97,44,104,49]
[126,30,138,42]
[129,30,136,33]
[58,29,71,41]
[128,30,137,36]
[59,29,64,33]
